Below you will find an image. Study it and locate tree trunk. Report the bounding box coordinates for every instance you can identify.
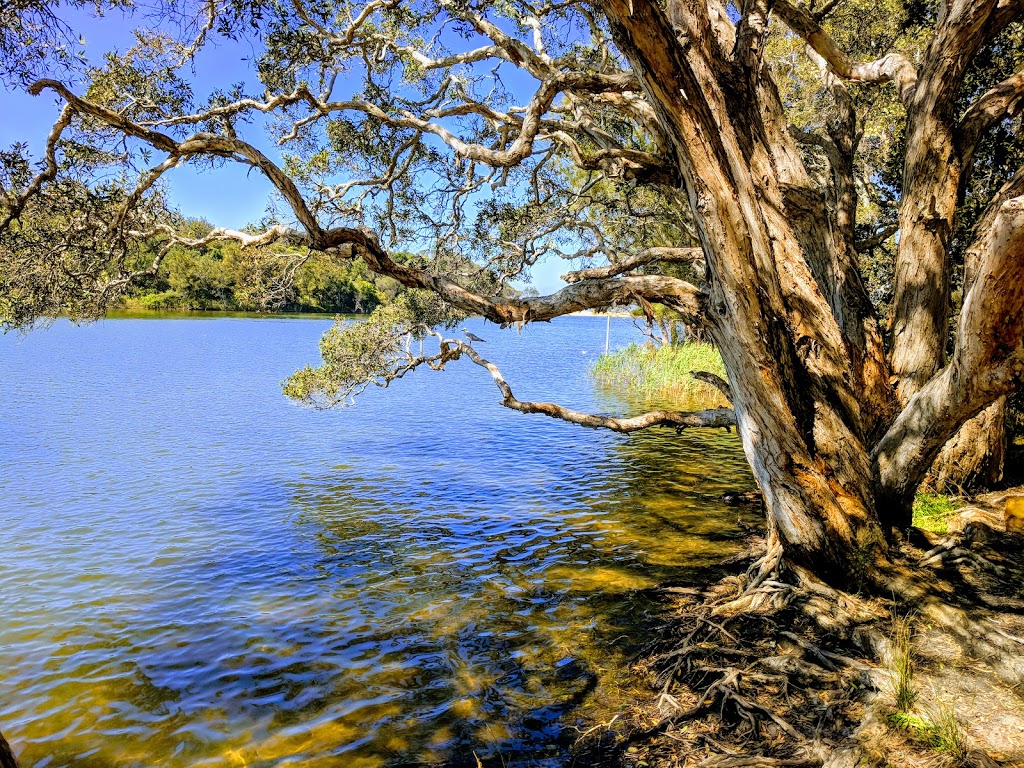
[929,398,1006,493]
[0,731,19,768]
[603,0,894,585]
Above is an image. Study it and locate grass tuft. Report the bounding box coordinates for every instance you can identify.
[930,706,969,763]
[591,342,728,410]
[889,705,969,764]
[912,492,958,534]
[890,614,917,713]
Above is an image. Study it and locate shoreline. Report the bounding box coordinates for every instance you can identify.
[569,491,1024,767]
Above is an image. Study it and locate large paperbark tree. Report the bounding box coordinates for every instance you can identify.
[2,0,1024,586]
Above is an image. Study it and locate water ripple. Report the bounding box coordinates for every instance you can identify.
[0,316,755,767]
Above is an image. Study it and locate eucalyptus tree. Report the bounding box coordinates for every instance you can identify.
[3,0,1023,586]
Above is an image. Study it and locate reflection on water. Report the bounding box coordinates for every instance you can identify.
[0,316,755,767]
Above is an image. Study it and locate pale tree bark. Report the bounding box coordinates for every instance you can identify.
[773,0,1024,526]
[874,193,1024,515]
[886,1,1017,401]
[600,0,889,582]
[926,171,1024,493]
[929,398,1006,493]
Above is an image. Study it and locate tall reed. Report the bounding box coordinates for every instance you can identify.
[591,342,729,410]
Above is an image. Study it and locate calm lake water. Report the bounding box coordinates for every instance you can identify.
[0,315,754,767]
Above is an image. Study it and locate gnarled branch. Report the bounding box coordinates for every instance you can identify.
[690,371,733,402]
[773,1,918,102]
[874,193,1024,505]
[958,69,1024,163]
[143,222,707,328]
[854,224,898,252]
[561,246,703,283]
[452,334,735,432]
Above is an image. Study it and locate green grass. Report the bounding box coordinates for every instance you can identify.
[886,614,969,765]
[590,342,728,410]
[888,706,968,763]
[890,614,917,713]
[912,492,959,534]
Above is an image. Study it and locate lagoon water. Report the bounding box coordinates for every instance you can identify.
[0,315,754,767]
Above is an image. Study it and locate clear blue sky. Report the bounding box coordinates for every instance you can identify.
[0,7,278,229]
[0,6,571,294]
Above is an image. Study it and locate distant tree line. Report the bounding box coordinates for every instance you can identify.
[121,218,393,314]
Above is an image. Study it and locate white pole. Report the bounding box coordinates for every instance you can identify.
[605,314,611,355]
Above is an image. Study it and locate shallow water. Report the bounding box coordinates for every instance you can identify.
[0,315,755,767]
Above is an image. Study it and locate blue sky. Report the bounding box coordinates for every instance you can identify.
[0,6,571,294]
[0,7,278,229]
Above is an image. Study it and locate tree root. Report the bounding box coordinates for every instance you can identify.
[603,529,1024,768]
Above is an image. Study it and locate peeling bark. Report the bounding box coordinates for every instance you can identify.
[929,398,1006,493]
[602,0,886,583]
[875,195,1024,518]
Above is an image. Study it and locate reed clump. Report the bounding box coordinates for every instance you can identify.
[591,342,728,411]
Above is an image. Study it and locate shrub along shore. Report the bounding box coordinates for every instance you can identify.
[591,342,730,411]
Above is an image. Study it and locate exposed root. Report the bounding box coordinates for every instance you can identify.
[590,527,1024,768]
[712,534,788,616]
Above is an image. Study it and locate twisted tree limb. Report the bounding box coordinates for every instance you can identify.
[958,68,1024,163]
[450,334,736,432]
[772,1,918,102]
[561,247,703,283]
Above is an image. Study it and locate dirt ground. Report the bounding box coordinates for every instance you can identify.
[571,490,1024,768]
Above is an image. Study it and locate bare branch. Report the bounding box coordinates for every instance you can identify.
[29,79,180,153]
[957,69,1024,162]
[854,224,898,252]
[454,3,555,77]
[875,193,1024,503]
[0,103,73,230]
[175,0,220,67]
[154,222,707,327]
[773,1,918,102]
[544,129,676,184]
[346,228,707,326]
[134,223,305,250]
[28,80,328,235]
[451,333,735,432]
[690,371,733,402]
[153,70,644,178]
[561,247,702,283]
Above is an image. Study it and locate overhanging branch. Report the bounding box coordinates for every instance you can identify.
[145,222,707,328]
[448,332,736,432]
